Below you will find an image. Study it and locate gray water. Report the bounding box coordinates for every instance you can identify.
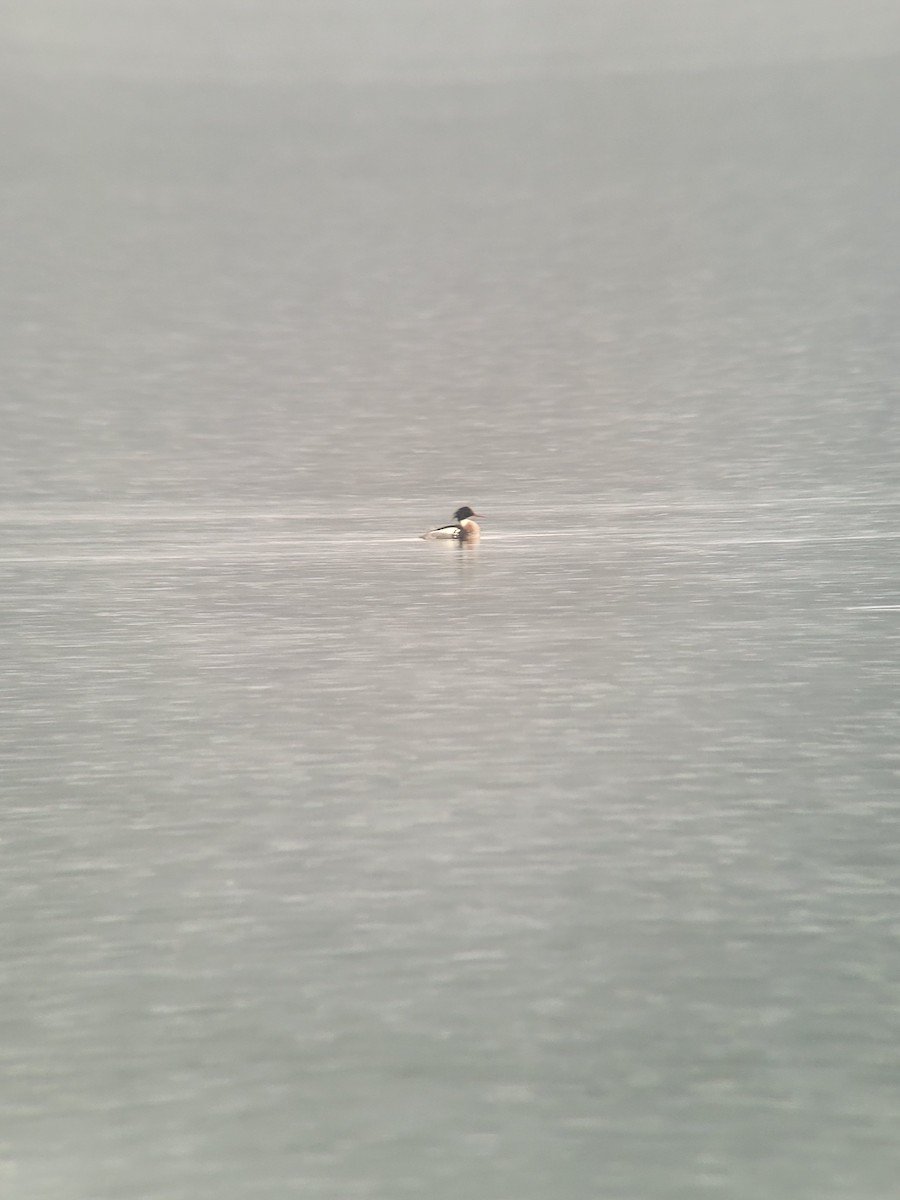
[3,5,900,1198]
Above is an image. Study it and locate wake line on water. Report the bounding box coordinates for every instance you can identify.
[2,528,900,566]
[0,511,328,525]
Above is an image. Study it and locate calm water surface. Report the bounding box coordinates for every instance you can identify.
[2,13,900,1199]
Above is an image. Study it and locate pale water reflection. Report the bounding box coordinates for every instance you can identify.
[3,492,900,1199]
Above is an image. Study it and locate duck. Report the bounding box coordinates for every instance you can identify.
[420,506,483,542]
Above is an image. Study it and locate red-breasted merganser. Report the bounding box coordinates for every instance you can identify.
[420,506,483,542]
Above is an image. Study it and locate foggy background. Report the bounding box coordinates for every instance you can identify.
[4,0,900,80]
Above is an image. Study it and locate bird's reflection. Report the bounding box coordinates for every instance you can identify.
[423,538,481,573]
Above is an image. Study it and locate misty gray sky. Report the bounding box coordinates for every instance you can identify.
[3,0,900,83]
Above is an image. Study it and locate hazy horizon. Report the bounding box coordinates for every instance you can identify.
[4,0,900,84]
